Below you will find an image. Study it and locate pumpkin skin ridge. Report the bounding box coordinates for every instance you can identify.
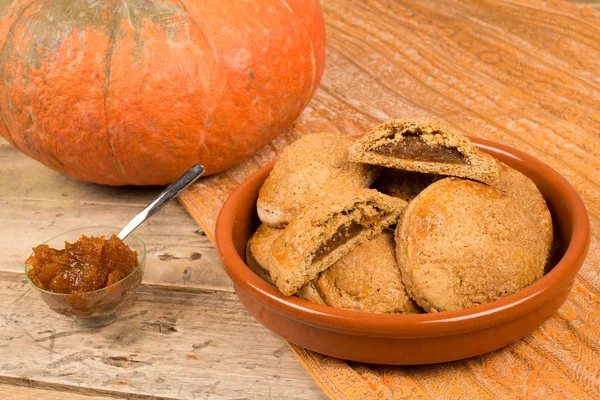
[40,0,121,184]
[2,1,74,171]
[285,2,317,112]
[1,0,125,184]
[179,0,319,179]
[0,0,326,186]
[281,0,326,109]
[181,3,225,175]
[107,0,224,185]
[103,1,128,184]
[0,0,38,155]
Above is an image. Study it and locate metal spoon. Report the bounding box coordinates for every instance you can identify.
[117,164,205,240]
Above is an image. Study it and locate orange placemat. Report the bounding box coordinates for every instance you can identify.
[180,0,600,398]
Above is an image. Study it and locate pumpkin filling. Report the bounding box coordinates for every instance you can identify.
[373,135,467,164]
[312,222,364,262]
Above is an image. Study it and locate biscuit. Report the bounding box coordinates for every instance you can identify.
[396,164,553,312]
[349,118,499,185]
[296,282,326,305]
[257,133,379,227]
[270,188,407,296]
[313,230,421,314]
[372,169,440,202]
[245,223,280,284]
[246,224,326,304]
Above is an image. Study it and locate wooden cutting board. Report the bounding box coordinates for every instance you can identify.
[180,0,600,398]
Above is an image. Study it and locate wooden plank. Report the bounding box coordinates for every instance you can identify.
[0,383,117,400]
[0,271,326,400]
[0,140,164,205]
[0,138,231,292]
[0,197,231,291]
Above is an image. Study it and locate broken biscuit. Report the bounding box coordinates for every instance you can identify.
[349,119,499,185]
[269,189,406,296]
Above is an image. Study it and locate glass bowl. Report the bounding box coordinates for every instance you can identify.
[24,226,146,328]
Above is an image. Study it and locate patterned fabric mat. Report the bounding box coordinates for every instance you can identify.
[180,0,600,398]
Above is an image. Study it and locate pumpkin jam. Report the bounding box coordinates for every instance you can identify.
[26,235,138,294]
[373,135,467,164]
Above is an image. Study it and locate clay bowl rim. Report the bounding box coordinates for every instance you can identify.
[215,136,590,339]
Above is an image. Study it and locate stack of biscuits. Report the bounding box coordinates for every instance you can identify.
[247,119,554,314]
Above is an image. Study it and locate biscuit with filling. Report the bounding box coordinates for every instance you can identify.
[270,189,407,296]
[349,119,498,185]
[246,224,326,304]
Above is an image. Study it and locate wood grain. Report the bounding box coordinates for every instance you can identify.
[0,383,116,400]
[0,271,325,399]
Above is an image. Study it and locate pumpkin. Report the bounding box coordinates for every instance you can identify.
[0,0,326,185]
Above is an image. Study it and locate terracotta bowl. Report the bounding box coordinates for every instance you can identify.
[215,137,590,365]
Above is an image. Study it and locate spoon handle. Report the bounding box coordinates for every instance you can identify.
[118,164,205,240]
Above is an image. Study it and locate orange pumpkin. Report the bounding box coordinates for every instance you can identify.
[0,1,325,185]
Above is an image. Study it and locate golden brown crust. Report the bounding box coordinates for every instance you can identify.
[246,224,327,304]
[296,282,326,305]
[313,230,421,314]
[396,163,553,312]
[349,119,499,185]
[270,188,407,296]
[257,133,379,227]
[245,224,281,284]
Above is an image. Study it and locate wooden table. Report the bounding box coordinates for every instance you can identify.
[0,140,326,400]
[1,0,598,399]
